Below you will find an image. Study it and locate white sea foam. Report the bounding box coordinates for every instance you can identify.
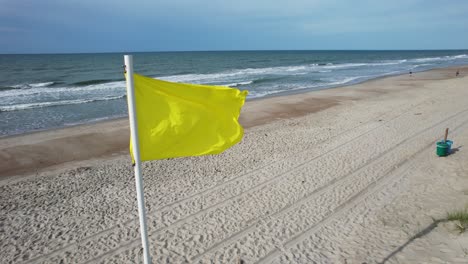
[159,65,311,83]
[30,82,55,87]
[412,57,443,63]
[11,82,55,89]
[382,70,403,76]
[247,74,372,98]
[410,54,467,63]
[0,81,125,98]
[246,82,308,98]
[325,76,370,87]
[413,63,432,68]
[368,61,401,66]
[224,81,254,87]
[321,63,367,69]
[158,63,377,85]
[452,54,468,59]
[248,90,279,98]
[0,95,124,112]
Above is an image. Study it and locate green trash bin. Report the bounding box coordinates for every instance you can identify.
[436,141,449,157]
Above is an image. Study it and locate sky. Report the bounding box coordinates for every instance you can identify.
[1,0,468,53]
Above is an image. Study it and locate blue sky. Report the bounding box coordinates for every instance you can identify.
[1,0,468,53]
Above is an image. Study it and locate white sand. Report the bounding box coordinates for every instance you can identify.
[1,67,468,263]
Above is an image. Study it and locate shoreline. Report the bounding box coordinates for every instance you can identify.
[0,65,466,178]
[1,64,464,140]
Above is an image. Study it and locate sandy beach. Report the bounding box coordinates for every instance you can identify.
[1,67,468,263]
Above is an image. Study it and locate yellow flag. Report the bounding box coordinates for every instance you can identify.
[129,73,248,161]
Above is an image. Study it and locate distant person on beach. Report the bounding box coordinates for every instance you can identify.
[456,70,459,76]
[409,70,412,76]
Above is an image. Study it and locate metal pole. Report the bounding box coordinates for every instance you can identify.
[124,55,152,264]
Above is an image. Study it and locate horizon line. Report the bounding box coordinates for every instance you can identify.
[1,48,468,56]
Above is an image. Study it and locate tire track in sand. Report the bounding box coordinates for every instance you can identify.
[191,109,468,263]
[92,101,468,262]
[264,121,468,264]
[24,98,430,264]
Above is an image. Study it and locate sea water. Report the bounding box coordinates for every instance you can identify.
[1,50,467,136]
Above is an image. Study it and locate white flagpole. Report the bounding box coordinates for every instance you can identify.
[124,55,152,264]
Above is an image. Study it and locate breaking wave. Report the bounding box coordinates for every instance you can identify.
[0,95,125,112]
[10,82,56,89]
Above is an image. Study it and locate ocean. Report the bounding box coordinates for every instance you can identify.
[1,50,468,136]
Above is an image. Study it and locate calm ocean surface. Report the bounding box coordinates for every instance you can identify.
[1,50,468,136]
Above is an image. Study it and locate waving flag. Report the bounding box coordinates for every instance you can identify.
[128,73,248,161]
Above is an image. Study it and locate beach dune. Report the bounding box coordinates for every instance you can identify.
[1,67,468,263]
